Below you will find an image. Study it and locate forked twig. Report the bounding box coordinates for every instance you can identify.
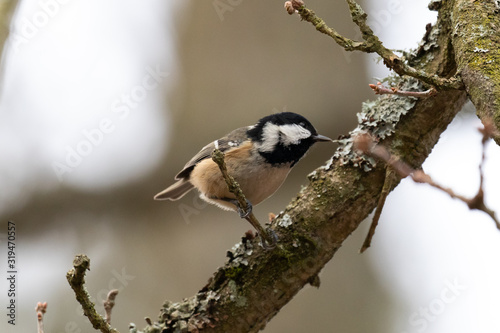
[354,121,500,239]
[35,302,47,333]
[284,0,463,90]
[66,255,120,333]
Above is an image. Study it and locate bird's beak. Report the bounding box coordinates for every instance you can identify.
[313,134,333,142]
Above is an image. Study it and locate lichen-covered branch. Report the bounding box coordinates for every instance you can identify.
[66,255,120,333]
[448,0,500,144]
[132,5,469,332]
[285,0,463,90]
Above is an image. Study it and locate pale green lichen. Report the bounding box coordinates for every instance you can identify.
[451,0,500,141]
[332,76,423,171]
[416,25,440,54]
[226,237,254,268]
[151,290,220,332]
[228,280,247,307]
[428,0,442,11]
[278,213,293,228]
[473,47,489,53]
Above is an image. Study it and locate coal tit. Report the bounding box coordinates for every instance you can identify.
[154,112,332,215]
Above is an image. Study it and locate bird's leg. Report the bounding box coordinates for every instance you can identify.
[225,198,277,249]
[224,198,253,218]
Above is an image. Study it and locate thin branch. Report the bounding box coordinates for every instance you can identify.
[285,0,370,52]
[284,0,464,90]
[104,289,119,325]
[35,302,47,333]
[66,255,120,333]
[360,167,398,253]
[468,119,500,225]
[344,0,462,90]
[369,82,438,98]
[354,129,500,230]
[211,149,276,248]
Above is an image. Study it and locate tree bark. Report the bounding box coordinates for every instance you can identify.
[449,0,500,144]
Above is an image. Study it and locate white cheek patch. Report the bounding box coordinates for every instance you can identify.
[279,124,311,146]
[256,123,312,152]
[258,123,281,152]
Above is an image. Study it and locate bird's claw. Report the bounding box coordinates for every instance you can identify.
[261,229,278,250]
[236,199,253,219]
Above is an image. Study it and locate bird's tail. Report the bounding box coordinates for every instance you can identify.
[154,180,194,201]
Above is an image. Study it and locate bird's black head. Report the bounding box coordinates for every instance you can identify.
[247,112,331,166]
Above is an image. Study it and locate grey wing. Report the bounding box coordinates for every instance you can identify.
[153,179,194,200]
[175,126,250,180]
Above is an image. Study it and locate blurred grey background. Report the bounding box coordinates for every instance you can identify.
[1,1,500,332]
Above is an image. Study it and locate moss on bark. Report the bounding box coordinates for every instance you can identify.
[450,0,500,143]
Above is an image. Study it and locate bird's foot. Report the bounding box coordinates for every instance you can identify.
[260,228,278,250]
[227,199,253,219]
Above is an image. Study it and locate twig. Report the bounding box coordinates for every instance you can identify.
[285,0,370,52]
[343,0,462,90]
[66,255,120,333]
[211,149,276,248]
[354,128,500,230]
[468,119,500,226]
[104,289,119,325]
[360,167,397,253]
[284,0,464,90]
[35,302,47,333]
[369,82,437,98]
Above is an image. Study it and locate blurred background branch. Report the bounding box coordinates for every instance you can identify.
[0,0,17,54]
[0,0,18,92]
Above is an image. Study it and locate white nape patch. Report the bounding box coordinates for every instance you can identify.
[257,123,311,152]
